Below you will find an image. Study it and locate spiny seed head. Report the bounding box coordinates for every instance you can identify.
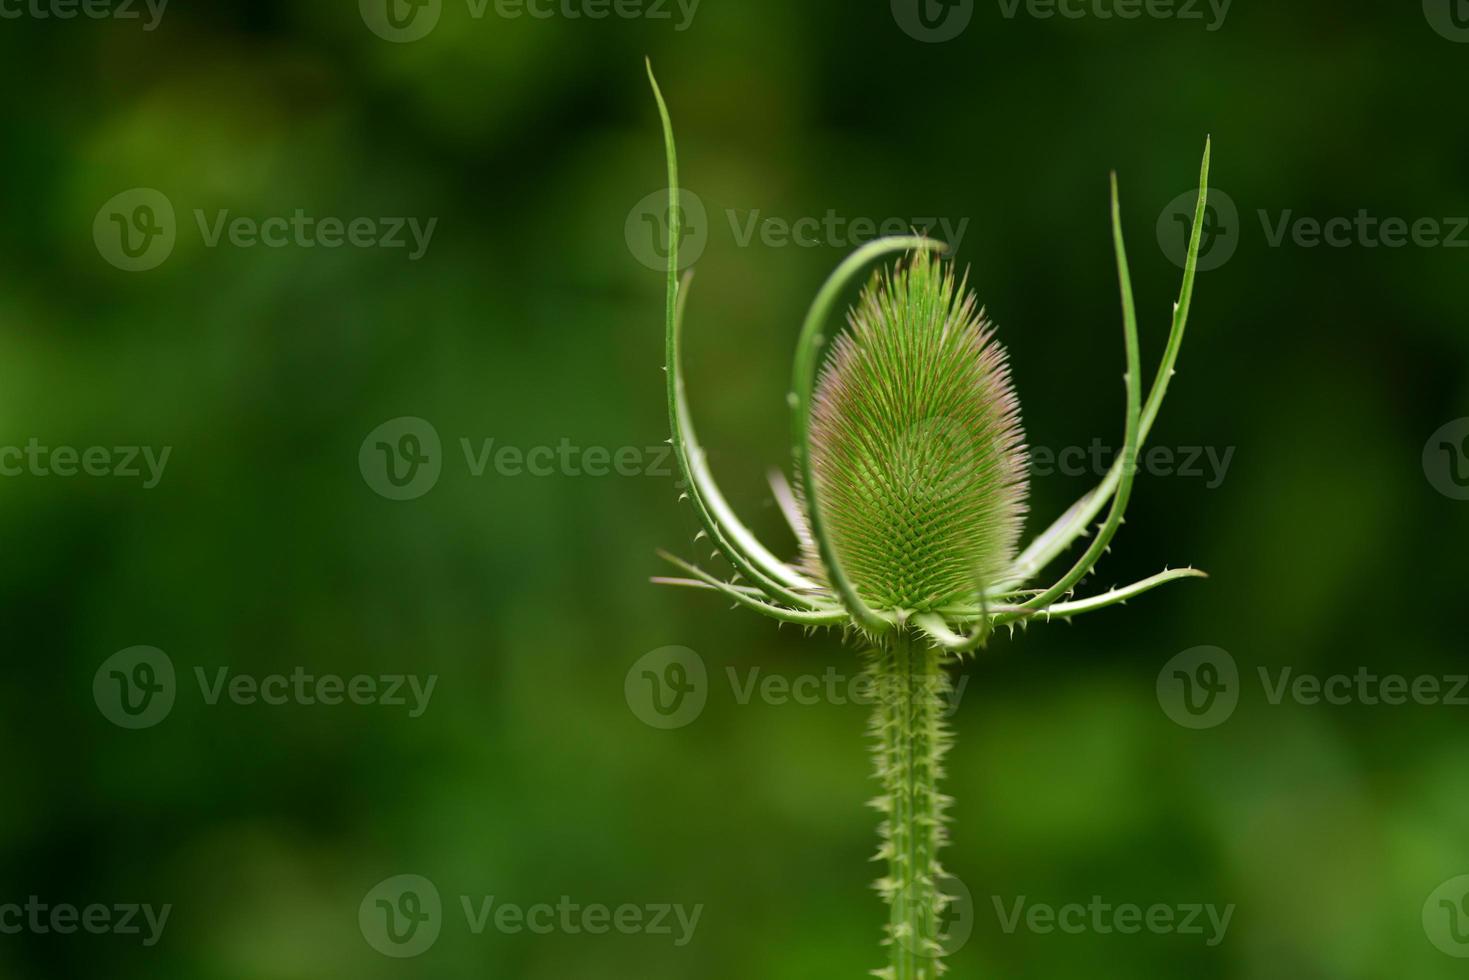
[803,254,1028,611]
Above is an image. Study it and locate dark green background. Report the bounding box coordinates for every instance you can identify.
[1,1,1466,977]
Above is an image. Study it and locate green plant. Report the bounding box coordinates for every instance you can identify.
[646,61,1210,978]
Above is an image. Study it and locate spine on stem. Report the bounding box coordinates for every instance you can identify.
[868,629,954,980]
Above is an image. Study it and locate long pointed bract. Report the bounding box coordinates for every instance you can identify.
[995,172,1143,625]
[647,61,822,606]
[1006,139,1211,587]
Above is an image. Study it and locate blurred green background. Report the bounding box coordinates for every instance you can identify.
[1,1,1467,977]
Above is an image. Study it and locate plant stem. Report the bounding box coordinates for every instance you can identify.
[868,629,953,979]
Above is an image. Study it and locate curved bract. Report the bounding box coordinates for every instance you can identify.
[789,236,947,633]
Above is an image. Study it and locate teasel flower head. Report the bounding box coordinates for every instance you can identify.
[802,254,1029,612]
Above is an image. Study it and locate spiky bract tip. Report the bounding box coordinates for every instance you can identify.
[804,253,1028,612]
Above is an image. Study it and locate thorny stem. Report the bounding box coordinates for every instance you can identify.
[869,629,954,979]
